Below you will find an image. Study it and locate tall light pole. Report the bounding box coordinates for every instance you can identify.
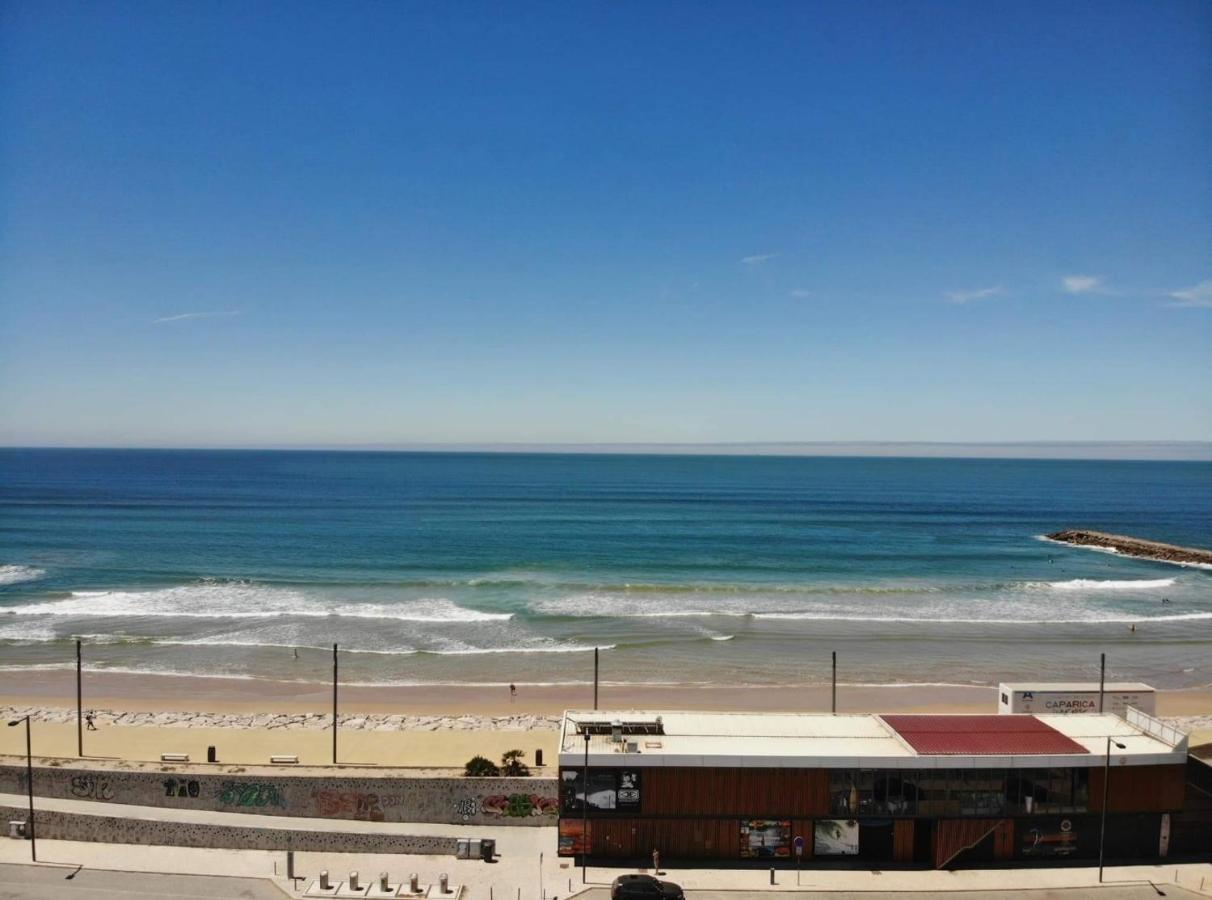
[332,643,339,765]
[1098,736,1127,883]
[76,639,83,758]
[582,731,590,884]
[8,716,35,861]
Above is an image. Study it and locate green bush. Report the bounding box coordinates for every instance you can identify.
[501,748,530,777]
[464,755,501,777]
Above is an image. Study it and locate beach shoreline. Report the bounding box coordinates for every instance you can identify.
[3,667,1212,717]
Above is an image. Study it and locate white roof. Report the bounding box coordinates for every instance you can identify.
[999,682,1154,693]
[558,709,1186,770]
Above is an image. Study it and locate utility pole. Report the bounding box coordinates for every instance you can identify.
[332,643,339,765]
[76,639,83,757]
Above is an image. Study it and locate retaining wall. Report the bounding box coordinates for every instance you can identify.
[0,765,559,827]
[0,804,455,854]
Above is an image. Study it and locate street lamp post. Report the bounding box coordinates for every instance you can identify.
[1098,736,1127,883]
[8,716,35,861]
[582,731,590,884]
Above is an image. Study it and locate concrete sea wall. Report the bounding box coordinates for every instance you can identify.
[0,765,559,827]
[0,803,455,854]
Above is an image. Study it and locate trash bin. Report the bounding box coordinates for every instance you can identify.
[469,839,482,859]
[480,838,496,861]
[456,838,471,860]
[8,821,26,839]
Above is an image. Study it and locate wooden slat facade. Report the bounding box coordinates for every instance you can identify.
[1089,764,1186,813]
[562,762,1188,862]
[892,819,914,861]
[640,767,830,817]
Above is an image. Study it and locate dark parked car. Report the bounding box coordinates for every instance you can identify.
[611,874,684,900]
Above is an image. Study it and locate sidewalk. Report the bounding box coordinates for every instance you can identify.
[3,835,1209,898]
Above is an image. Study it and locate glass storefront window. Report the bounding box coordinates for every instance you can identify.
[829,767,1088,818]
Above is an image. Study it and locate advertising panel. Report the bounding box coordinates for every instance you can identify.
[814,819,860,856]
[740,819,791,858]
[1004,690,1155,716]
[558,819,592,856]
[1021,817,1078,858]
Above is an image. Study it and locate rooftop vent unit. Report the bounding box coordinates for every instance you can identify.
[576,718,665,736]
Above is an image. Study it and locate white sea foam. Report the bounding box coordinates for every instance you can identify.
[0,565,45,586]
[709,634,735,641]
[752,611,1212,624]
[6,584,511,623]
[1044,578,1176,591]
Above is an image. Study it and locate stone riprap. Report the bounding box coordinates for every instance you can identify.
[0,763,559,827]
[0,803,456,854]
[0,706,559,732]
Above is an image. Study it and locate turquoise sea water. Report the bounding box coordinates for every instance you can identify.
[1,449,1210,688]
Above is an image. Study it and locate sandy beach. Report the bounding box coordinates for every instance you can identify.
[1,668,1209,768]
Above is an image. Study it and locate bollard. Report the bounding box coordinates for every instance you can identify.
[319,870,331,891]
[380,872,390,891]
[207,745,217,763]
[439,873,450,894]
[349,872,360,892]
[410,873,420,894]
[769,868,775,885]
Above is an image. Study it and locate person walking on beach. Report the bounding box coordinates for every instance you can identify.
[510,683,517,701]
[85,711,97,731]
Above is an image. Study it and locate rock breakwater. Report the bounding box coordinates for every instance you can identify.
[1045,530,1212,567]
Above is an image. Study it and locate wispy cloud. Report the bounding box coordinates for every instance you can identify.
[741,253,778,265]
[153,311,241,324]
[789,289,813,298]
[1061,275,1107,294]
[1168,279,1212,308]
[945,285,1004,304]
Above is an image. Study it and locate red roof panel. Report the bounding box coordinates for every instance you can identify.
[881,714,1088,756]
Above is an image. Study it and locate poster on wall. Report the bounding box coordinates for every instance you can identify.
[586,771,619,810]
[558,819,592,856]
[814,819,860,856]
[740,819,791,858]
[1021,818,1077,858]
[617,770,642,810]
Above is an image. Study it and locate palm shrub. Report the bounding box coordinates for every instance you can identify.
[501,748,530,777]
[464,755,501,777]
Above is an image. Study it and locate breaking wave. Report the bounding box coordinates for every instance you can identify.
[0,565,45,587]
[4,584,511,623]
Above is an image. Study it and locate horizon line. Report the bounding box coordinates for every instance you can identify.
[1,440,1210,461]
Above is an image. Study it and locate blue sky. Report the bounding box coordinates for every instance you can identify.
[1,1,1209,449]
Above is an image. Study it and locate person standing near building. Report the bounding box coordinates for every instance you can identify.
[651,848,660,874]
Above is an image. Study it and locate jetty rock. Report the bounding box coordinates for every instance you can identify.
[1046,529,1212,566]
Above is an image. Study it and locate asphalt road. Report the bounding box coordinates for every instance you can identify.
[0,864,287,899]
[583,887,1202,900]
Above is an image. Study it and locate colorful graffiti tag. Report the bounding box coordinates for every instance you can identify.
[312,790,392,822]
[480,794,560,818]
[217,781,287,809]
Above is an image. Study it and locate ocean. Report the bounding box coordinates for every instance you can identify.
[1,449,1210,690]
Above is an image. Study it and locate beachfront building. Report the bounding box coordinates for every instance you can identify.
[557,709,1205,868]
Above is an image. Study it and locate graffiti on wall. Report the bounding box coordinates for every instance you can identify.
[69,774,115,801]
[312,790,398,822]
[481,794,559,818]
[217,781,287,809]
[163,778,200,799]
